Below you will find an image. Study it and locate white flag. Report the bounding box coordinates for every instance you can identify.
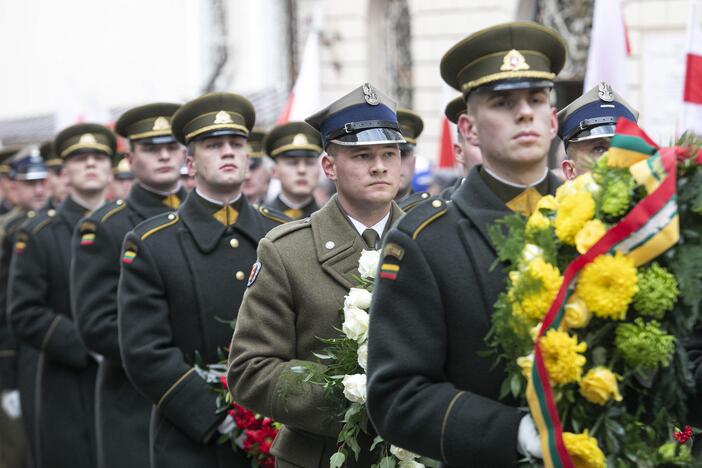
[584,0,630,96]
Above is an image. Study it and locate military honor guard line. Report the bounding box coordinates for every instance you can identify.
[2,18,698,468]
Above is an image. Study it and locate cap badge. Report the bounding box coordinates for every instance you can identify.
[152,116,170,131]
[500,49,530,72]
[597,82,614,102]
[214,111,234,124]
[362,83,380,106]
[79,133,97,144]
[292,133,309,145]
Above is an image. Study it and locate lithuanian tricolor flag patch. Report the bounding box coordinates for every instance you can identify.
[80,233,96,246]
[122,250,137,264]
[379,263,399,280]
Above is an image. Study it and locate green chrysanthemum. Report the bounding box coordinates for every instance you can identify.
[600,176,634,217]
[615,318,675,371]
[632,262,679,319]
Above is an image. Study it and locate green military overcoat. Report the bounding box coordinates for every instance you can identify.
[228,196,402,468]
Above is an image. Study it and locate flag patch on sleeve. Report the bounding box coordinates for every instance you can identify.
[379,263,399,280]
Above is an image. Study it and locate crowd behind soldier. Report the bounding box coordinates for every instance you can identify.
[0,18,666,468]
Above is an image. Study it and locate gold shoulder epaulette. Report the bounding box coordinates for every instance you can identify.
[258,206,292,224]
[396,197,448,240]
[100,200,127,222]
[135,212,179,240]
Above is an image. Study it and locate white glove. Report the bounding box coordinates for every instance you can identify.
[517,414,542,459]
[1,390,21,419]
[217,413,235,435]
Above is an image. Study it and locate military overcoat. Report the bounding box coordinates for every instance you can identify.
[8,197,97,468]
[228,196,402,468]
[118,191,284,468]
[366,167,561,467]
[71,183,187,468]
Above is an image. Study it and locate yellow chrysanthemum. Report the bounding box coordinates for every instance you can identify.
[574,219,607,254]
[579,367,622,405]
[536,194,558,212]
[572,172,601,195]
[576,252,638,320]
[554,191,596,245]
[540,329,587,385]
[516,354,533,379]
[509,258,563,322]
[562,431,606,468]
[556,179,578,202]
[526,210,550,233]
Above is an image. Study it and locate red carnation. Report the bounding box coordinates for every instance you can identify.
[219,375,228,389]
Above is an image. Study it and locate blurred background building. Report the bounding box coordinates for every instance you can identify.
[0,0,699,165]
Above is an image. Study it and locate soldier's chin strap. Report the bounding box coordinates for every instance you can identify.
[326,120,400,141]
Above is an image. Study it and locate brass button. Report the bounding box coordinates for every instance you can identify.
[116,199,124,205]
[235,271,245,280]
[229,238,239,248]
[421,192,429,199]
[47,209,56,217]
[167,213,176,220]
[432,200,442,208]
[325,241,335,249]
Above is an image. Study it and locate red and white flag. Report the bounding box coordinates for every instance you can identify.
[584,0,631,95]
[436,84,457,168]
[276,10,321,124]
[680,0,702,134]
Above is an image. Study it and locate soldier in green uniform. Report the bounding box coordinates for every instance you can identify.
[228,83,404,467]
[263,121,322,219]
[395,108,431,211]
[117,93,287,468]
[242,128,272,207]
[0,148,49,468]
[557,82,638,179]
[0,147,20,215]
[39,141,67,208]
[71,103,187,468]
[110,153,135,200]
[366,22,566,466]
[8,123,115,468]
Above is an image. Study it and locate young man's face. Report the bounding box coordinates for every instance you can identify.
[129,141,185,190]
[459,88,557,169]
[242,159,271,202]
[15,179,48,211]
[322,143,401,207]
[110,178,133,200]
[273,156,319,199]
[0,176,18,205]
[63,152,113,194]
[47,170,68,203]
[562,137,611,180]
[397,148,416,197]
[188,135,248,194]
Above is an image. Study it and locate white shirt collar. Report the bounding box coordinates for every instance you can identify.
[195,189,241,206]
[138,181,182,197]
[482,166,548,189]
[347,211,391,239]
[279,192,312,210]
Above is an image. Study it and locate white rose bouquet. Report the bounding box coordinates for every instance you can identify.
[292,250,434,468]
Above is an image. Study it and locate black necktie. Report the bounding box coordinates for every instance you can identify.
[362,228,379,249]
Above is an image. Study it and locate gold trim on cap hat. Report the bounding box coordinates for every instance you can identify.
[462,70,556,94]
[184,123,249,142]
[214,111,234,124]
[60,142,113,158]
[270,142,322,158]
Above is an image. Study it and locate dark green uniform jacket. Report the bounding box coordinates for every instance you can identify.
[265,195,319,220]
[8,197,98,468]
[228,196,402,468]
[367,166,560,467]
[71,183,187,468]
[397,190,432,212]
[118,191,284,468]
[0,209,33,468]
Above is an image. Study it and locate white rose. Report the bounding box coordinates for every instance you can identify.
[342,306,369,343]
[521,244,543,264]
[357,342,368,371]
[398,461,424,468]
[344,288,372,310]
[342,374,367,404]
[358,249,381,280]
[390,445,421,461]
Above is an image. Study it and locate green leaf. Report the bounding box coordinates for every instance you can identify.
[329,452,346,468]
[510,373,523,399]
[378,456,396,468]
[370,435,385,452]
